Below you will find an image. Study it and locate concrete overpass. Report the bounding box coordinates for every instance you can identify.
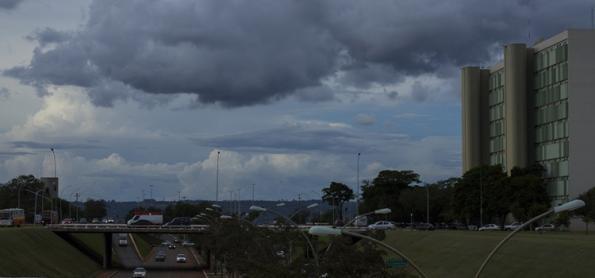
[47,224,210,269]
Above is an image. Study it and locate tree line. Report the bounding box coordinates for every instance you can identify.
[320,164,593,226]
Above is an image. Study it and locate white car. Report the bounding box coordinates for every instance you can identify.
[132,267,146,278]
[478,224,501,231]
[176,254,187,263]
[535,224,555,232]
[504,222,521,231]
[368,221,395,230]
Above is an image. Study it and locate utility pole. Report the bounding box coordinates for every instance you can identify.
[252,184,255,206]
[216,151,220,202]
[426,184,430,224]
[149,185,153,200]
[178,191,181,202]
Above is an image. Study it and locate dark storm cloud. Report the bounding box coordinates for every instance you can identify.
[10,141,102,150]
[0,0,23,10]
[4,0,594,106]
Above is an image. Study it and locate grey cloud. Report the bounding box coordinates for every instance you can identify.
[0,0,23,10]
[0,151,33,156]
[11,141,103,150]
[355,113,376,126]
[26,28,72,47]
[194,123,406,154]
[0,87,9,99]
[5,0,593,107]
[411,81,430,102]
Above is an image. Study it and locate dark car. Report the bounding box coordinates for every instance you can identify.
[447,222,468,230]
[155,252,166,262]
[414,223,435,231]
[164,217,191,226]
[168,244,176,249]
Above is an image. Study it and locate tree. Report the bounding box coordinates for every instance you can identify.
[577,186,595,234]
[83,199,107,219]
[508,165,550,227]
[322,182,354,221]
[164,201,213,221]
[453,165,507,224]
[0,175,45,222]
[360,170,420,221]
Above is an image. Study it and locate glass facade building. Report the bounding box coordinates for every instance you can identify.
[462,30,595,204]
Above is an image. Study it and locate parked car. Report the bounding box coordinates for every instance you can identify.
[79,218,88,224]
[176,254,187,263]
[504,222,522,231]
[132,267,147,278]
[435,222,449,229]
[368,221,395,230]
[448,222,468,230]
[155,251,166,262]
[478,224,501,231]
[91,218,100,224]
[467,225,479,231]
[61,218,74,224]
[535,224,556,232]
[182,240,195,247]
[414,223,435,231]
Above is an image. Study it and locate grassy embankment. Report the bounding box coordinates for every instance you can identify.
[131,233,156,258]
[0,226,101,278]
[383,229,595,277]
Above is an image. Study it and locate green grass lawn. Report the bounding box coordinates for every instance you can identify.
[0,227,100,278]
[383,229,595,277]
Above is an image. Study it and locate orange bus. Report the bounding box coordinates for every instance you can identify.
[0,208,25,227]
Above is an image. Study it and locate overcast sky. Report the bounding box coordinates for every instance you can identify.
[0,0,592,201]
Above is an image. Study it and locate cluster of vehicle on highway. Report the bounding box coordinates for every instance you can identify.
[366,220,558,232]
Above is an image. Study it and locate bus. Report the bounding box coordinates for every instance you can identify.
[0,208,25,227]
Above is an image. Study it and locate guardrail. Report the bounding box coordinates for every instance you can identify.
[47,223,370,234]
[46,224,210,233]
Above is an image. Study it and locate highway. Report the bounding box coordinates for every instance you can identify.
[108,269,206,278]
[112,233,142,268]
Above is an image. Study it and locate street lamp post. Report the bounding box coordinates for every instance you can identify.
[426,184,430,224]
[250,205,320,268]
[309,226,427,278]
[216,151,220,202]
[474,199,585,278]
[50,148,57,177]
[343,208,391,227]
[356,152,360,216]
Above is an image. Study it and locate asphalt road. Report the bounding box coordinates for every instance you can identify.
[108,269,206,278]
[112,233,142,268]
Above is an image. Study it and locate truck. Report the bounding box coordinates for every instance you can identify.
[127,210,163,225]
[118,233,129,246]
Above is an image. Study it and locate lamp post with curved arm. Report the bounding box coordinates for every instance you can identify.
[343,208,392,227]
[309,226,427,278]
[249,205,320,268]
[474,199,585,278]
[289,203,319,221]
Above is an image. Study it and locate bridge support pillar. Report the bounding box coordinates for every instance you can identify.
[103,233,112,269]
